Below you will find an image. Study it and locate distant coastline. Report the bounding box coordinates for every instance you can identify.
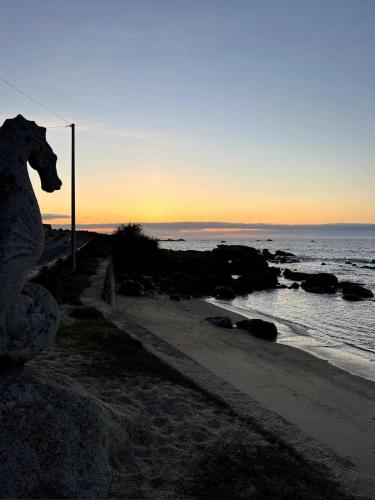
[46,221,375,240]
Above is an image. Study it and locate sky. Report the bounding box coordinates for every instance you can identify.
[0,0,375,230]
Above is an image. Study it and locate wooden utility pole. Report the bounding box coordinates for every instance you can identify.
[70,123,76,272]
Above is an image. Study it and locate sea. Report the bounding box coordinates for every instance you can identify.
[159,238,375,383]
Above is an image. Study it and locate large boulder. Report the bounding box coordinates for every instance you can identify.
[284,269,311,281]
[212,245,270,276]
[214,286,236,300]
[285,270,338,290]
[212,245,259,260]
[234,269,279,295]
[0,374,114,498]
[284,271,338,294]
[341,284,373,299]
[275,250,295,257]
[262,249,274,259]
[342,294,363,302]
[303,273,338,288]
[236,319,278,341]
[301,282,336,295]
[117,279,145,296]
[204,316,233,329]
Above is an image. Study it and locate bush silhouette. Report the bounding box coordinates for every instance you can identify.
[112,224,160,276]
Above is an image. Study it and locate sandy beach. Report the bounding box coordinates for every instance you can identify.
[115,294,375,478]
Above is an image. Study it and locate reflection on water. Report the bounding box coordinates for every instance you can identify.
[161,238,375,382]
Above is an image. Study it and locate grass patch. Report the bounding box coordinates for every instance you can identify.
[62,305,241,414]
[45,236,111,305]
[185,442,353,500]
[52,259,98,305]
[60,306,217,392]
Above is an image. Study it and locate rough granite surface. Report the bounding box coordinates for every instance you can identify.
[0,373,112,498]
[0,115,61,363]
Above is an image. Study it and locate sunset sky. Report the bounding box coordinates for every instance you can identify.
[1,0,375,227]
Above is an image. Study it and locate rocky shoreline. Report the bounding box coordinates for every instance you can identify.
[115,242,374,307]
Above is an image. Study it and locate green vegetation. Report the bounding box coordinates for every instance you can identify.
[186,442,353,500]
[60,305,204,384]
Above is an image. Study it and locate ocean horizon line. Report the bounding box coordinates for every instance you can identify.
[46,221,375,239]
[45,221,375,230]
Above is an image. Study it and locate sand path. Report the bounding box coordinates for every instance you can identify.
[115,294,375,478]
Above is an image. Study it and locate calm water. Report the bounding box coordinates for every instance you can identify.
[160,238,375,382]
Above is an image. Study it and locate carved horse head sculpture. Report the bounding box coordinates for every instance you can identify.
[2,114,62,192]
[0,115,62,369]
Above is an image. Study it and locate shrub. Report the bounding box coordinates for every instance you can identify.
[112,224,160,276]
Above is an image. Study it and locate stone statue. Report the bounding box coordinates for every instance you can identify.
[0,115,62,369]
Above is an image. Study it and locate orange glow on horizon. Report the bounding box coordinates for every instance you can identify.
[32,157,375,226]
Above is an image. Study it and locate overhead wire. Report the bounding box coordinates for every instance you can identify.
[0,75,70,126]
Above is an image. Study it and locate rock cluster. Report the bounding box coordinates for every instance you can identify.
[117,245,280,299]
[284,269,374,301]
[203,316,278,341]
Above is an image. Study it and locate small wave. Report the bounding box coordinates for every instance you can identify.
[343,341,375,356]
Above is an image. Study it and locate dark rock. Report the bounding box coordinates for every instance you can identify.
[212,245,259,259]
[262,249,274,258]
[137,275,155,290]
[204,316,233,329]
[339,281,361,288]
[290,282,299,290]
[286,270,338,292]
[214,286,236,300]
[304,273,338,288]
[169,294,181,301]
[301,283,325,294]
[301,281,336,295]
[234,268,279,295]
[342,294,362,302]
[284,269,311,281]
[321,262,326,266]
[236,319,278,341]
[120,273,155,290]
[116,243,278,298]
[117,280,145,296]
[233,277,254,295]
[277,284,288,289]
[341,284,373,299]
[275,250,295,257]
